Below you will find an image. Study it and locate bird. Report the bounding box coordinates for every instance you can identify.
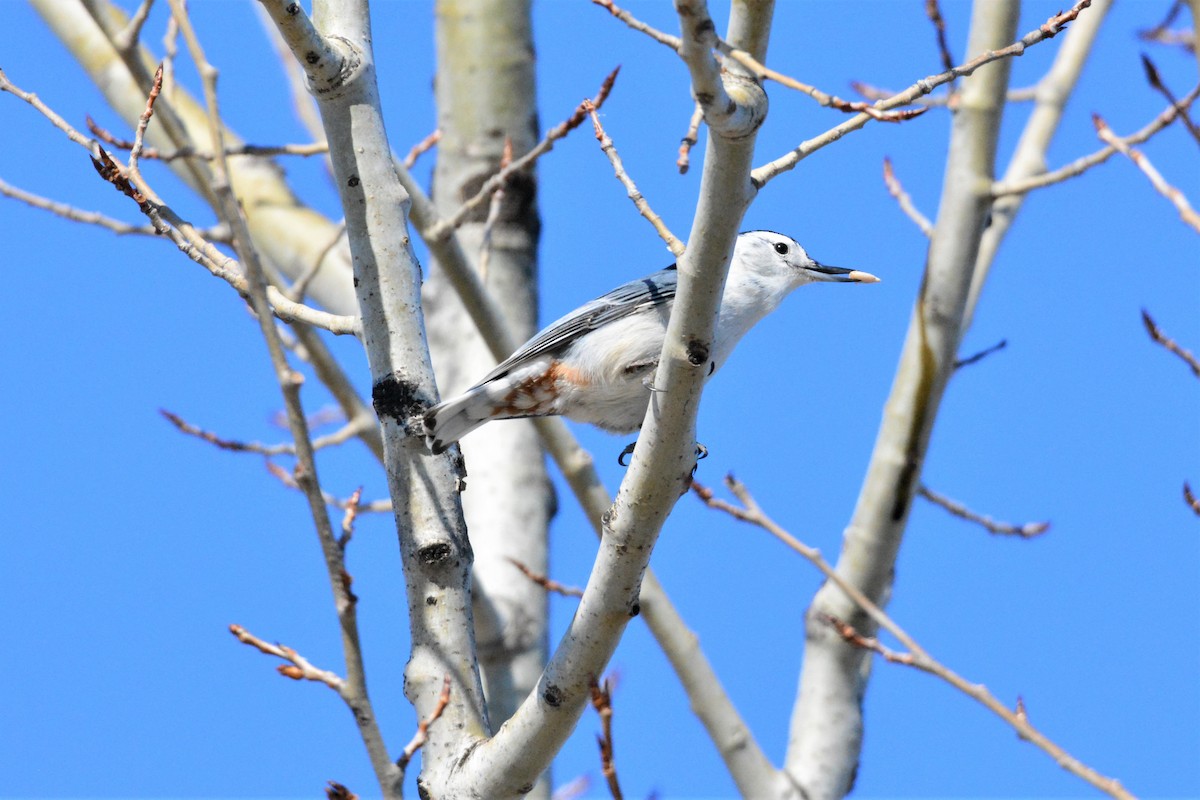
[423,230,878,455]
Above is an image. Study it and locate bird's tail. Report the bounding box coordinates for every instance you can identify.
[423,384,510,454]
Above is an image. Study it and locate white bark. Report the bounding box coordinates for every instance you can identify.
[423,0,552,778]
[260,1,491,793]
[965,0,1112,327]
[784,2,1021,797]
[32,0,360,316]
[440,2,779,795]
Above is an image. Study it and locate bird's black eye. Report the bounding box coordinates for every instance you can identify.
[774,242,789,255]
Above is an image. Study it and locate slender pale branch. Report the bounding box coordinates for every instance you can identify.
[1141,310,1200,378]
[229,624,345,690]
[1094,113,1200,234]
[694,476,1135,800]
[677,103,703,173]
[882,157,934,237]
[169,2,395,794]
[993,81,1198,197]
[584,100,684,256]
[918,484,1050,538]
[752,1,1093,187]
[425,67,619,242]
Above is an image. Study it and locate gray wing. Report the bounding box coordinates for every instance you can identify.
[479,266,678,383]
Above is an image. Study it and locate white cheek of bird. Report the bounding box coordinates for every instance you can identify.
[423,230,879,455]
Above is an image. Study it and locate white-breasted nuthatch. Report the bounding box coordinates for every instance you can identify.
[424,230,878,454]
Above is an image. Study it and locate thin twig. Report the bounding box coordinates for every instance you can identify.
[396,675,452,771]
[478,136,513,281]
[507,558,584,598]
[584,100,684,256]
[1137,1,1195,52]
[1184,483,1200,517]
[918,484,1050,538]
[265,461,393,514]
[591,0,924,123]
[995,83,1200,196]
[1140,55,1200,146]
[402,128,442,170]
[339,487,364,550]
[127,63,164,196]
[161,408,372,456]
[591,0,680,50]
[1093,113,1200,234]
[882,157,933,237]
[851,81,1039,107]
[166,5,396,790]
[288,224,346,302]
[0,175,230,240]
[753,1,1095,187]
[1141,310,1200,378]
[925,0,955,72]
[325,782,358,800]
[955,339,1008,370]
[229,624,345,690]
[428,67,619,241]
[589,677,624,800]
[0,68,99,152]
[692,476,1130,800]
[677,103,703,174]
[551,776,593,800]
[87,116,329,161]
[113,0,156,54]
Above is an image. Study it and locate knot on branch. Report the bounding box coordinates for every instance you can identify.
[371,372,432,435]
[306,35,362,98]
[703,72,768,139]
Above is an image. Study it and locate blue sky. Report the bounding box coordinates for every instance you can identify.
[1,1,1197,797]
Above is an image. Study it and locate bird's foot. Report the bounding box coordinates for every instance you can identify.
[618,441,708,467]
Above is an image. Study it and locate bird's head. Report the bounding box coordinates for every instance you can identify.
[733,230,879,290]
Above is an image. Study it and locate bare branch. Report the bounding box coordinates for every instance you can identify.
[591,0,681,51]
[955,339,1008,370]
[882,157,934,237]
[584,100,684,256]
[995,82,1200,196]
[925,0,956,72]
[918,484,1050,538]
[718,46,929,123]
[477,136,513,281]
[396,675,453,772]
[589,677,624,800]
[228,624,345,690]
[507,558,584,598]
[753,1,1094,187]
[427,67,619,241]
[1141,310,1200,378]
[677,103,703,174]
[1184,483,1200,517]
[402,128,442,170]
[851,81,1039,106]
[1093,113,1200,234]
[1140,54,1200,146]
[325,782,358,800]
[0,68,99,153]
[86,116,329,161]
[693,476,1134,800]
[169,5,396,793]
[0,174,230,240]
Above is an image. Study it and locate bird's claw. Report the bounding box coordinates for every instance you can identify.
[618,441,708,467]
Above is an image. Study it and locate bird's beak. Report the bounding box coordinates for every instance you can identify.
[806,262,880,283]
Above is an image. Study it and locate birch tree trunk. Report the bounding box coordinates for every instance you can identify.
[785,2,1021,796]
[423,0,552,758]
